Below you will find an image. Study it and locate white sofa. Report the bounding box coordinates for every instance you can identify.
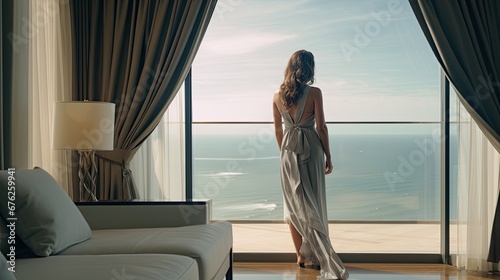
[0,168,233,280]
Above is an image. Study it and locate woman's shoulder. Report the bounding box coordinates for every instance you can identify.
[273,91,283,109]
[307,86,322,97]
[273,91,281,102]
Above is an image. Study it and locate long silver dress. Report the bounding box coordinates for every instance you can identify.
[280,86,348,280]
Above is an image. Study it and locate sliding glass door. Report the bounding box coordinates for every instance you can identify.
[191,0,442,255]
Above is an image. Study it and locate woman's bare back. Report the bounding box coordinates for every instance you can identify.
[274,86,320,123]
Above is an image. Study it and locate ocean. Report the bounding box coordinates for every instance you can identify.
[193,132,453,221]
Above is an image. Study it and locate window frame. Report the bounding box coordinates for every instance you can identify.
[183,68,453,263]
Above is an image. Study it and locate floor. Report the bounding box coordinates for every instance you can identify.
[232,223,455,253]
[230,222,494,279]
[233,263,500,280]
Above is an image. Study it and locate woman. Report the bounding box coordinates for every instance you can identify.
[272,50,348,280]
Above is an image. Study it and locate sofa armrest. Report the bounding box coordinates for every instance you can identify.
[75,200,212,230]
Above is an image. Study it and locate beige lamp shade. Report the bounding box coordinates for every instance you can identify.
[52,101,115,150]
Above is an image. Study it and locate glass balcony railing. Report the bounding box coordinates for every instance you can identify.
[193,122,445,222]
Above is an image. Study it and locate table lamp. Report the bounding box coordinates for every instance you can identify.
[52,101,115,202]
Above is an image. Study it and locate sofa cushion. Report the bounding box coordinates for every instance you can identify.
[0,168,92,257]
[14,254,198,280]
[0,253,17,280]
[0,216,36,259]
[60,221,233,280]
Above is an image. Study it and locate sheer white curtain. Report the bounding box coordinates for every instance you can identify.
[29,0,74,194]
[129,86,186,200]
[456,99,500,271]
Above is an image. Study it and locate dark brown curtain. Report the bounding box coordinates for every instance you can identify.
[69,0,217,201]
[409,0,500,262]
[0,0,4,170]
[1,0,12,170]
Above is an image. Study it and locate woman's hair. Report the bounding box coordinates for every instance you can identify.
[279,50,315,109]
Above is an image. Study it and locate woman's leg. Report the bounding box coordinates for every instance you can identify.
[289,222,305,265]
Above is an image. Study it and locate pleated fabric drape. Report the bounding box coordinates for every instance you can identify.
[130,87,185,201]
[0,0,4,170]
[410,0,500,267]
[29,0,75,194]
[456,99,500,271]
[69,0,217,201]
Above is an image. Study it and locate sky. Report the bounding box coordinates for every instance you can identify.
[191,0,440,123]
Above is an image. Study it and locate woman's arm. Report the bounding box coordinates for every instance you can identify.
[273,94,284,150]
[313,88,333,174]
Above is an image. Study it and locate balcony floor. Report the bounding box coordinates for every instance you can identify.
[231,223,457,253]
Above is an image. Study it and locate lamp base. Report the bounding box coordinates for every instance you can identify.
[78,150,98,202]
